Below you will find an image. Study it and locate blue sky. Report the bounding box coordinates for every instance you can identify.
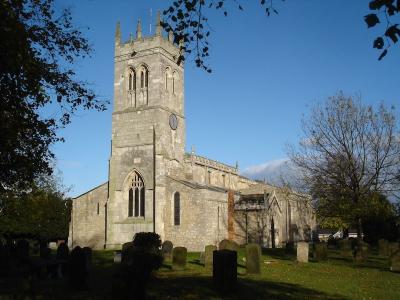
[52,0,400,197]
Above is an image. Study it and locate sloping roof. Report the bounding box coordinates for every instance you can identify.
[72,181,108,200]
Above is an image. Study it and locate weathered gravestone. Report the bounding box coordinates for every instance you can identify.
[68,246,87,290]
[388,242,399,256]
[114,251,122,263]
[213,249,237,292]
[162,240,173,261]
[297,242,309,263]
[390,250,400,272]
[83,247,92,272]
[353,240,369,263]
[246,243,261,274]
[339,239,352,258]
[199,252,205,265]
[285,241,295,254]
[56,242,69,260]
[378,239,389,256]
[205,245,217,269]
[172,247,187,270]
[219,239,239,252]
[56,242,70,277]
[313,242,327,260]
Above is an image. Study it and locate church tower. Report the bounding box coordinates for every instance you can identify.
[106,14,185,248]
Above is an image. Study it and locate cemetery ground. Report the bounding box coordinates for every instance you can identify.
[2,247,399,299]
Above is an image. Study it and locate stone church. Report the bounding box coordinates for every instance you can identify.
[68,15,316,251]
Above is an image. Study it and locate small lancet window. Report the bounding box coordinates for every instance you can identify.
[165,72,168,91]
[97,203,100,215]
[140,66,149,89]
[174,192,180,225]
[128,69,136,91]
[128,171,145,217]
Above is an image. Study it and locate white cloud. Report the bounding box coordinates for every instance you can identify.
[241,158,297,185]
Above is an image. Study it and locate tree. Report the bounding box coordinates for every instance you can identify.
[161,1,400,71]
[0,0,107,194]
[0,172,71,241]
[288,93,400,238]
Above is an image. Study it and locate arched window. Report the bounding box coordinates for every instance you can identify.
[174,192,180,225]
[165,72,168,90]
[128,171,145,217]
[140,66,149,89]
[128,69,136,91]
[172,71,178,94]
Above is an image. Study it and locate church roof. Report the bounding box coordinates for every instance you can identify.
[72,181,108,200]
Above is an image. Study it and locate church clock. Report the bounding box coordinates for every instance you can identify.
[169,113,178,130]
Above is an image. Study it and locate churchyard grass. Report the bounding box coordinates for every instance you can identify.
[1,248,399,299]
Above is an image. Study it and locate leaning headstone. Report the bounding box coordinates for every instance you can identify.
[82,247,92,272]
[162,240,173,261]
[68,246,87,290]
[388,242,399,257]
[313,242,328,260]
[219,239,239,252]
[213,249,237,292]
[172,247,187,270]
[378,239,389,256]
[297,242,309,263]
[205,245,217,269]
[246,243,261,274]
[390,250,400,272]
[339,239,352,258]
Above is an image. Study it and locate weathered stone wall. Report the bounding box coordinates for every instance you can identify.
[68,183,108,249]
[163,177,229,251]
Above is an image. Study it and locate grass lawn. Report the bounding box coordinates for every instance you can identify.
[1,247,399,299]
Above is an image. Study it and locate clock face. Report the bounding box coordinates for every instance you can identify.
[169,114,178,130]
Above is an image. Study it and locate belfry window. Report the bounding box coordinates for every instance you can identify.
[140,66,148,89]
[128,171,145,217]
[174,192,180,225]
[128,69,136,91]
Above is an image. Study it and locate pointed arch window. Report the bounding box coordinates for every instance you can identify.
[128,69,136,91]
[128,171,145,217]
[140,66,149,89]
[174,192,180,225]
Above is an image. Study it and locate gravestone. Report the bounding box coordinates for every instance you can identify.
[388,242,399,256]
[285,241,295,254]
[69,246,87,289]
[56,242,69,260]
[353,240,369,262]
[246,243,261,274]
[162,240,173,261]
[297,242,309,263]
[114,251,122,263]
[313,242,327,260]
[339,239,352,258]
[205,245,217,269]
[199,252,205,265]
[82,247,92,272]
[57,242,70,277]
[219,239,239,252]
[378,239,389,256]
[172,247,187,270]
[390,250,400,272]
[213,249,237,292]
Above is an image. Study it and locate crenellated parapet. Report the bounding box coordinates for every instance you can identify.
[184,153,238,174]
